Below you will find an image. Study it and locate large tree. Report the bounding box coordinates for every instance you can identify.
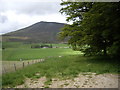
[59,2,120,56]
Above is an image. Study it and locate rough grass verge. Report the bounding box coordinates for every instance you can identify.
[2,55,119,88]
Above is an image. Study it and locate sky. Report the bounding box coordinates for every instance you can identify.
[0,0,69,35]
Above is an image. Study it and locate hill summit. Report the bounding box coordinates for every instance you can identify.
[2,21,66,43]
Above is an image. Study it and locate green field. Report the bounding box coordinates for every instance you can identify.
[2,42,82,61]
[2,42,119,88]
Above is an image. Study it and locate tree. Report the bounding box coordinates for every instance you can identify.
[59,2,120,56]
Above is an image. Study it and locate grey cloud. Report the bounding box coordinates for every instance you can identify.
[0,2,61,15]
[0,21,30,34]
[0,14,8,23]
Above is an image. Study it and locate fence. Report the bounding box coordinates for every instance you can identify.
[2,59,45,74]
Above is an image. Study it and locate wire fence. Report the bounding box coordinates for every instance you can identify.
[2,59,45,74]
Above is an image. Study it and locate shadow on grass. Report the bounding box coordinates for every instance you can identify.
[75,55,119,74]
[88,55,117,63]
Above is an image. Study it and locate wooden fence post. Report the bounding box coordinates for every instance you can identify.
[14,63,16,71]
[23,62,24,68]
[28,61,29,65]
[3,66,6,73]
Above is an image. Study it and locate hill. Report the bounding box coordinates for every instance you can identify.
[2,21,66,43]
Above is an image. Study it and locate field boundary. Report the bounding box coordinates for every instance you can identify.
[2,59,45,74]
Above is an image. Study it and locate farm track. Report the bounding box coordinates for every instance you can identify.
[16,73,118,88]
[1,59,44,74]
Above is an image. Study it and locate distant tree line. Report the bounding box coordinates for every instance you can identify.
[59,2,120,57]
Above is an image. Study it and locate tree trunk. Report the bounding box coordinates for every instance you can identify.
[103,39,107,56]
[103,47,107,56]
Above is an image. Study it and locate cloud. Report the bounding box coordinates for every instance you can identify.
[0,0,67,34]
[0,14,8,23]
[0,1,61,15]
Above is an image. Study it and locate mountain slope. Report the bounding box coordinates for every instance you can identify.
[2,21,66,43]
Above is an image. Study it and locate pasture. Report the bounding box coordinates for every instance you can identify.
[2,42,82,74]
[2,55,118,87]
[1,42,119,88]
[2,42,82,61]
[2,48,81,61]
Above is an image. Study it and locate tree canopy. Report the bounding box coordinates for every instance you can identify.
[59,2,120,57]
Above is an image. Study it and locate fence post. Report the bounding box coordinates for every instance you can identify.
[34,60,35,64]
[3,66,6,73]
[14,63,16,71]
[28,61,29,65]
[23,61,24,68]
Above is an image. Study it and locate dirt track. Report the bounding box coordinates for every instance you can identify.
[16,73,118,88]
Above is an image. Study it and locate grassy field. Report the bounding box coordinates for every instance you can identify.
[2,42,82,61]
[2,42,119,88]
[2,48,82,61]
[2,55,118,87]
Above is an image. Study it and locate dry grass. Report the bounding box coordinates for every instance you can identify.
[2,59,44,74]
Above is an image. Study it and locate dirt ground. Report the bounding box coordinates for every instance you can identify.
[16,73,118,88]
